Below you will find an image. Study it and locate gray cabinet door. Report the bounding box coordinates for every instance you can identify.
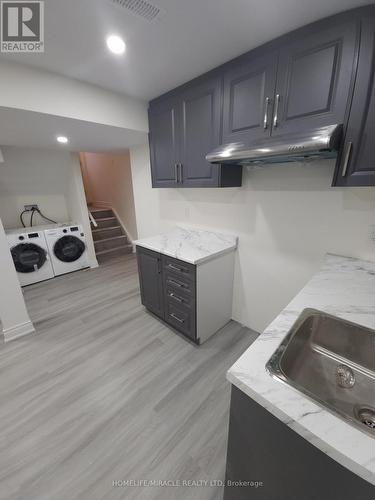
[333,17,375,186]
[136,246,164,318]
[149,99,180,187]
[273,21,358,136]
[179,77,222,187]
[222,52,278,144]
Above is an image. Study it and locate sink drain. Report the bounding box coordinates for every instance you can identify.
[356,407,375,429]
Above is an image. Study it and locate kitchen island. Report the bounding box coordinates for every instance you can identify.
[135,226,238,344]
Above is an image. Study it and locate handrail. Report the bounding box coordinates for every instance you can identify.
[88,210,98,228]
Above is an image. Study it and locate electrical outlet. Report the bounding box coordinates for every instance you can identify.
[24,204,39,211]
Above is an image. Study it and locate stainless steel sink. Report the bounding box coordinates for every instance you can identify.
[266,309,375,437]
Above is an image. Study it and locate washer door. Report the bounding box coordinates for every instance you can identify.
[11,243,47,273]
[53,236,85,263]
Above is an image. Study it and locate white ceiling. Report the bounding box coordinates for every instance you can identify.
[0,0,369,101]
[0,107,147,152]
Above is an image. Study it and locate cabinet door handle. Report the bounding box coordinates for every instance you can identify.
[174,163,178,183]
[273,94,280,128]
[168,292,184,303]
[263,97,270,129]
[341,141,353,177]
[170,312,184,323]
[178,163,183,183]
[168,263,183,273]
[157,258,161,274]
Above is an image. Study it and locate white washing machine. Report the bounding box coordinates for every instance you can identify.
[6,227,55,286]
[44,224,89,276]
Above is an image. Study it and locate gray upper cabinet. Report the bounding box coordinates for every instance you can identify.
[180,77,222,187]
[222,52,278,144]
[149,6,375,188]
[149,99,180,187]
[149,76,242,188]
[334,17,375,187]
[273,21,358,135]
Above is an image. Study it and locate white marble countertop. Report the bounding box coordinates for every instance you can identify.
[134,226,238,265]
[228,254,375,486]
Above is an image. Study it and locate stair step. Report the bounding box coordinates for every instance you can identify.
[93,217,117,229]
[92,225,121,232]
[93,216,116,222]
[90,208,114,220]
[92,226,123,241]
[96,244,133,262]
[94,235,128,252]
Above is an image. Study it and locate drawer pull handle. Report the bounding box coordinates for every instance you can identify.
[168,292,184,303]
[167,278,185,288]
[168,264,184,272]
[170,313,184,324]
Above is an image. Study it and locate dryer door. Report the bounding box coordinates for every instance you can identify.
[53,236,85,262]
[11,243,47,273]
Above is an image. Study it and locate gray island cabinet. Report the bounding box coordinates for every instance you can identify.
[135,227,237,344]
[224,386,375,500]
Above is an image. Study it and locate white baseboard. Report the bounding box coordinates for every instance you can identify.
[110,206,135,244]
[3,320,35,343]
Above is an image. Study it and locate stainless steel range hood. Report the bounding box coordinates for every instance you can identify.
[206,124,343,166]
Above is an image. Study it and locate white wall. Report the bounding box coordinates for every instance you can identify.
[65,155,98,269]
[81,152,138,241]
[0,217,34,341]
[0,60,148,133]
[130,144,375,333]
[0,147,72,229]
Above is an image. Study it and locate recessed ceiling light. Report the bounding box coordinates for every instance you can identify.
[106,35,126,55]
[56,136,68,144]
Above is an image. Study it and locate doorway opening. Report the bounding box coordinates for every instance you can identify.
[79,152,138,263]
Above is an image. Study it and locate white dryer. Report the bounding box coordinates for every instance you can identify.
[6,228,55,286]
[44,224,89,276]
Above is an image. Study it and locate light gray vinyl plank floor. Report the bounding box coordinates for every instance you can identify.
[0,254,258,500]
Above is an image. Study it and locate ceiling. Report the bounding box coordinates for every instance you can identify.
[0,107,147,152]
[0,0,369,101]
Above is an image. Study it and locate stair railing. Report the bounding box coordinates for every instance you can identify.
[88,210,98,228]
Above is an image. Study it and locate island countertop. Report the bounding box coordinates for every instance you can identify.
[228,254,375,486]
[134,226,238,265]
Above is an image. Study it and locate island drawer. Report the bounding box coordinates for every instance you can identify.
[162,255,196,282]
[165,285,193,309]
[163,271,195,297]
[164,301,196,340]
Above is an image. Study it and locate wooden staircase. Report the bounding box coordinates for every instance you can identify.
[89,207,133,262]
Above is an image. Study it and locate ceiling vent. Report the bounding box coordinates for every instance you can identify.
[108,0,161,21]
